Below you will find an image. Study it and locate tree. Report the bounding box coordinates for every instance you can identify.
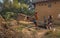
[18,0,34,16]
[0,0,34,20]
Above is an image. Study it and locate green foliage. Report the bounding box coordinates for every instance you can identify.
[1,0,34,20]
[0,9,17,20]
[3,12,16,20]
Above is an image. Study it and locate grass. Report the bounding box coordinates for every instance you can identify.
[5,19,60,38]
[42,27,60,38]
[14,23,33,31]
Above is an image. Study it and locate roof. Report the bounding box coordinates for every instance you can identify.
[32,0,48,3]
[32,0,60,3]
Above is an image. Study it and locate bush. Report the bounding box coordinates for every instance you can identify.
[43,30,60,38]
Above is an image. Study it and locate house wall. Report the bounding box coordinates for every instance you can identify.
[35,1,60,21]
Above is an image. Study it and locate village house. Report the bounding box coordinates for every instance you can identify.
[33,0,60,21]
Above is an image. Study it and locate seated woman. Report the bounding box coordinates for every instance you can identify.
[47,15,53,29]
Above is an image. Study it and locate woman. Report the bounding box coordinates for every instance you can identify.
[47,15,53,29]
[32,17,37,27]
